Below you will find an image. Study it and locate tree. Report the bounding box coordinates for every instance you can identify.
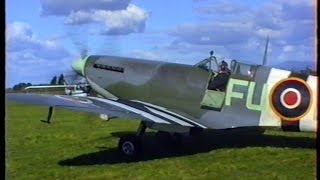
[299,66,315,75]
[58,74,65,85]
[50,76,57,85]
[12,82,31,91]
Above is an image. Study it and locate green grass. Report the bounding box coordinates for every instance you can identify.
[6,102,316,179]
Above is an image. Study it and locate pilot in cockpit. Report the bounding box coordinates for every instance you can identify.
[208,60,231,91]
[218,60,231,75]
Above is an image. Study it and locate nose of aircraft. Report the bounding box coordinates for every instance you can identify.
[71,57,87,76]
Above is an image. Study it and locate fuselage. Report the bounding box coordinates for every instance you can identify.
[84,55,209,117]
[79,55,317,132]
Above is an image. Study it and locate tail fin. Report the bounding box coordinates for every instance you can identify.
[262,35,269,66]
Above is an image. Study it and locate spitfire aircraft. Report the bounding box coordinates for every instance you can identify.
[7,39,318,157]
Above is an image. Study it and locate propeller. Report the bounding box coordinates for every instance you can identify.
[80,48,88,59]
[72,36,89,60]
[62,25,91,83]
[62,24,120,96]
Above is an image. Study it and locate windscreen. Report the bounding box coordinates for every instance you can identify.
[195,57,219,72]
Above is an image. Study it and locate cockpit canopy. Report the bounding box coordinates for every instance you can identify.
[195,55,219,73]
[195,51,260,80]
[230,60,260,80]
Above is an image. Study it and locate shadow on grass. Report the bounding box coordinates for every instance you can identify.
[58,128,315,166]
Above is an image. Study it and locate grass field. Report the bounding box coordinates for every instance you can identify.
[6,102,316,179]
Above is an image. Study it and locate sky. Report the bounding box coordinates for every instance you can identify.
[6,0,316,87]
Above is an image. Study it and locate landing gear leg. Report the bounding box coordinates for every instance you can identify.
[41,106,54,124]
[47,106,54,123]
[136,121,147,136]
[118,122,146,158]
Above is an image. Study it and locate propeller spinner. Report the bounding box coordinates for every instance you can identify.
[71,57,87,76]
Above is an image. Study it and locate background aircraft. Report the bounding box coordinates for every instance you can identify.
[24,84,90,97]
[6,39,317,158]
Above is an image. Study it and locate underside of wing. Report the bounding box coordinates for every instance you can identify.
[6,93,142,121]
[6,93,206,128]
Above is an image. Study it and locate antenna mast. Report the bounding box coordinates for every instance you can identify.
[262,35,269,66]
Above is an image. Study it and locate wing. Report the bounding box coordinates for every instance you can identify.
[6,93,206,128]
[25,85,75,89]
[24,84,90,89]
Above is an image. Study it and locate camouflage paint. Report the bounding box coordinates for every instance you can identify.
[84,55,209,118]
[225,79,268,111]
[194,64,271,129]
[81,55,316,131]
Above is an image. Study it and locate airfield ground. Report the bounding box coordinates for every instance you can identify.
[6,102,316,179]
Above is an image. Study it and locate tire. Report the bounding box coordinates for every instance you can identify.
[118,135,142,158]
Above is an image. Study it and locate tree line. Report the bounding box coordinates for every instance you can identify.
[295,66,317,76]
[10,74,65,91]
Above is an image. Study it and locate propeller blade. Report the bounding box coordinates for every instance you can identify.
[64,25,89,59]
[81,48,88,59]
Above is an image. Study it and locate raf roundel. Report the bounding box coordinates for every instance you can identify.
[269,77,312,121]
[280,88,301,109]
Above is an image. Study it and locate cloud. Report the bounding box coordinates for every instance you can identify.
[277,44,314,62]
[166,0,315,64]
[195,1,247,15]
[40,0,149,36]
[281,2,314,21]
[127,40,231,65]
[40,0,131,16]
[65,4,149,35]
[6,22,70,59]
[283,45,295,52]
[170,21,254,46]
[6,22,73,87]
[6,56,74,88]
[130,49,162,60]
[251,1,315,40]
[6,50,73,87]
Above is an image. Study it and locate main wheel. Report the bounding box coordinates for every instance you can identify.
[118,135,142,158]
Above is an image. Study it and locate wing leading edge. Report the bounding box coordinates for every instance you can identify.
[6,93,206,128]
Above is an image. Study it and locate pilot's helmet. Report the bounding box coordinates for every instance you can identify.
[219,60,228,71]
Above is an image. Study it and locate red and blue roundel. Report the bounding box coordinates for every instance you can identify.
[269,77,312,121]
